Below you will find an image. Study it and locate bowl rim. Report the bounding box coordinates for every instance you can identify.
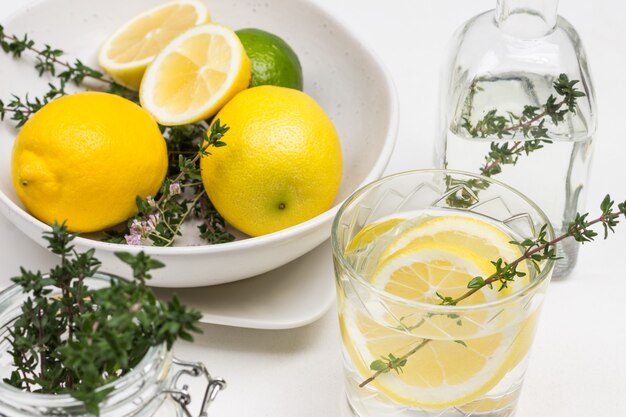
[0,0,400,256]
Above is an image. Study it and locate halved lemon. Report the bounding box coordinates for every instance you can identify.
[340,242,537,409]
[140,24,251,126]
[98,0,210,90]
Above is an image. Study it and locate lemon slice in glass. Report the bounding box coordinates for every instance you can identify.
[382,215,521,263]
[139,23,251,126]
[380,215,528,295]
[340,242,537,409]
[98,0,210,90]
[346,218,403,253]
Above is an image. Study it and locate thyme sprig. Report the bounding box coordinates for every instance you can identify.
[0,27,234,245]
[6,223,202,414]
[462,74,585,178]
[446,74,586,208]
[105,120,234,247]
[0,24,134,126]
[360,195,626,387]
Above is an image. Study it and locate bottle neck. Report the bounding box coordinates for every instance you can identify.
[495,0,559,39]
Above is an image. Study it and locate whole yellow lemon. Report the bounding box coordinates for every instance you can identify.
[200,86,343,237]
[11,92,168,233]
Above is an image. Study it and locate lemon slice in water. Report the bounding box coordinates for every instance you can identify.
[341,236,537,409]
[382,215,521,263]
[381,215,528,295]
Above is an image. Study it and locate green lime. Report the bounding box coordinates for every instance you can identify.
[236,28,303,90]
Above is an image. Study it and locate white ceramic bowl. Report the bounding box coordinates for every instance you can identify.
[0,0,397,287]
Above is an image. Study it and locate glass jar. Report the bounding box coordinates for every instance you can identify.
[0,273,225,416]
[436,0,597,279]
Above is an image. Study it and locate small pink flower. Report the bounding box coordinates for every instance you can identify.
[125,232,142,246]
[146,195,156,207]
[126,212,161,246]
[147,213,160,231]
[130,219,143,234]
[169,181,181,196]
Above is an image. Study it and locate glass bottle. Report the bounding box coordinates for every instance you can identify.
[0,273,225,417]
[436,0,597,279]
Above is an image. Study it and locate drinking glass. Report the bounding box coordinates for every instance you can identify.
[332,169,555,417]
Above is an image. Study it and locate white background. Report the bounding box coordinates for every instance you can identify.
[1,0,625,416]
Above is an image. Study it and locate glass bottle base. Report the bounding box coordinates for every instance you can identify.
[552,238,579,280]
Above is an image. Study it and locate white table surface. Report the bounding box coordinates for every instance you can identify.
[1,0,625,416]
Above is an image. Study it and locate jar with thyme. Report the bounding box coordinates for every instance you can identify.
[0,273,225,417]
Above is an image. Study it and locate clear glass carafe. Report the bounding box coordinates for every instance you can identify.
[436,0,597,279]
[0,273,225,416]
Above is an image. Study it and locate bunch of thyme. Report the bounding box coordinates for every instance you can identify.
[0,26,233,246]
[360,194,626,387]
[105,120,235,247]
[6,223,202,414]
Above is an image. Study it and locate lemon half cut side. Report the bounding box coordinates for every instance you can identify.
[98,0,210,90]
[140,23,251,126]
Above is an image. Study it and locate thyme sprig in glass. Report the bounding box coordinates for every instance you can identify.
[360,195,626,387]
[445,74,586,208]
[462,74,585,178]
[6,223,202,415]
[0,26,234,245]
[446,74,585,208]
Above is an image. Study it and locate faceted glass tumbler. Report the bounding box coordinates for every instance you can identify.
[332,170,555,417]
